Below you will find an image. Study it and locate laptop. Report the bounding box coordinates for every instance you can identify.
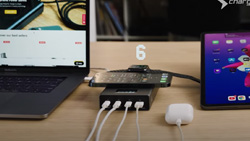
[0,9,89,119]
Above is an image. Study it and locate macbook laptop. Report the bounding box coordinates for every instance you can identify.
[0,7,89,119]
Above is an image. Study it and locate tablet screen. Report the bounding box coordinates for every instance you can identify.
[202,32,250,106]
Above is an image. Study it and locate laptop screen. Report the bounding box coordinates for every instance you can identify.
[0,30,87,68]
[0,0,89,69]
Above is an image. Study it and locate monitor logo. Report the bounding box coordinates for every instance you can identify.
[218,0,250,9]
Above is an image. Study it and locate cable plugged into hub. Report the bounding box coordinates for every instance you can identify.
[134,101,144,141]
[112,101,132,141]
[134,102,144,109]
[86,101,145,141]
[99,87,158,111]
[96,101,121,141]
[85,101,111,141]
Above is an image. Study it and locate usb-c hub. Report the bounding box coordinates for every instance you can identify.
[99,86,159,110]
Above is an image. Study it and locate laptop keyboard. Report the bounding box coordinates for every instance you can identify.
[0,76,66,93]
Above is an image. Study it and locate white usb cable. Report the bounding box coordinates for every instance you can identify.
[112,101,132,141]
[134,102,144,141]
[95,101,122,141]
[176,119,184,141]
[85,101,111,141]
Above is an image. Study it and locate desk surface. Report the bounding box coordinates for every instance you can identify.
[3,2,250,141]
[0,41,250,141]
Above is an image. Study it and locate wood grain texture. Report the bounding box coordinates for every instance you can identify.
[23,3,81,30]
[1,41,249,141]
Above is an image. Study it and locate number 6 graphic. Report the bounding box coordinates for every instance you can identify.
[136,45,146,60]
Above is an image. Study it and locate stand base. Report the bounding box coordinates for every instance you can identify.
[99,87,159,110]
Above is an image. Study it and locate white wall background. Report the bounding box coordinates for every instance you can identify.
[90,0,97,42]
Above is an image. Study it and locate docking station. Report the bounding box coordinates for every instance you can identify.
[89,65,172,111]
[99,86,159,110]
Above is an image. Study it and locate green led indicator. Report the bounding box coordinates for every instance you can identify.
[212,40,219,44]
[160,80,167,83]
[161,78,167,81]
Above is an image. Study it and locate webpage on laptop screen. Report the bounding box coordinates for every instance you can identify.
[0,0,88,68]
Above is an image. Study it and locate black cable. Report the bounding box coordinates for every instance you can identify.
[109,69,201,84]
[41,0,86,30]
[155,70,200,84]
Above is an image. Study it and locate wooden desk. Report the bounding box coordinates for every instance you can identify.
[2,3,250,141]
[0,41,250,141]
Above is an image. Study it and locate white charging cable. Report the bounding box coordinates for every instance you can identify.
[112,101,132,141]
[85,101,111,141]
[134,102,144,141]
[176,119,184,141]
[95,101,121,141]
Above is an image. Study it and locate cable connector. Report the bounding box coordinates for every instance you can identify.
[112,101,132,141]
[113,101,122,109]
[176,119,184,141]
[176,118,182,126]
[102,101,111,108]
[134,101,144,109]
[134,101,144,141]
[96,101,121,141]
[84,76,93,81]
[85,101,111,141]
[124,101,132,108]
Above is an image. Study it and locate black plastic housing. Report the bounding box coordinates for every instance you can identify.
[99,86,159,111]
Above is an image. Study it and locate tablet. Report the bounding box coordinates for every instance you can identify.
[201,32,250,109]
